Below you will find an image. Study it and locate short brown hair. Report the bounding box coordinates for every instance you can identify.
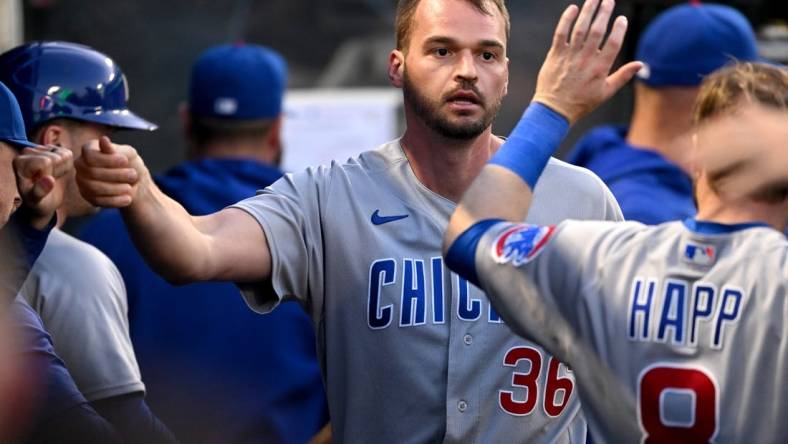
[693,62,788,124]
[395,0,511,51]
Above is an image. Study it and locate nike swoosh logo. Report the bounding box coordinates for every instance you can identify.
[371,210,409,225]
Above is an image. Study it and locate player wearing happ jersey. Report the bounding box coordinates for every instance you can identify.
[444,62,787,442]
[75,0,640,442]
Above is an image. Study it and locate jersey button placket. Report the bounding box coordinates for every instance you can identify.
[457,400,468,412]
[463,334,473,345]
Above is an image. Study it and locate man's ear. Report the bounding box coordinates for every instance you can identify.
[39,123,67,147]
[388,50,405,88]
[266,115,283,149]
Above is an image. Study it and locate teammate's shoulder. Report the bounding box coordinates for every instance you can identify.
[561,218,649,237]
[736,226,788,257]
[542,157,610,190]
[353,139,407,172]
[554,219,656,253]
[37,230,120,278]
[530,157,621,221]
[280,139,402,182]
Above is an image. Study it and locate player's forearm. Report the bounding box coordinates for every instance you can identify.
[120,182,217,284]
[444,166,532,252]
[442,103,568,254]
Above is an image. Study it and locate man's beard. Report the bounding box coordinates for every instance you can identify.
[403,69,502,141]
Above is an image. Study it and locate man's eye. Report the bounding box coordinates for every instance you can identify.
[435,48,449,57]
[482,52,495,61]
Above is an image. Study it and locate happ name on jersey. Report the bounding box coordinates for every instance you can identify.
[627,276,744,349]
[367,257,503,329]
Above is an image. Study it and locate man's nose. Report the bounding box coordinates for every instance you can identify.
[454,50,478,83]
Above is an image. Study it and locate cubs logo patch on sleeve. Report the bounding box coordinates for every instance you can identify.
[492,224,556,266]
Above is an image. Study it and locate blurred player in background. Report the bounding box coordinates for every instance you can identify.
[566,3,760,224]
[0,80,124,443]
[444,61,787,442]
[0,42,178,443]
[80,43,329,444]
[74,0,640,442]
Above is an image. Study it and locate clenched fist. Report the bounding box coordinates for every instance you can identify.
[76,136,149,208]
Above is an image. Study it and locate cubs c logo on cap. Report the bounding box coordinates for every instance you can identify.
[492,224,555,266]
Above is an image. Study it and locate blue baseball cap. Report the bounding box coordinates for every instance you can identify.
[636,3,759,87]
[0,81,37,150]
[189,43,288,120]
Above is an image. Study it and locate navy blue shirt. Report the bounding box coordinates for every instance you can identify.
[80,158,328,444]
[566,125,696,225]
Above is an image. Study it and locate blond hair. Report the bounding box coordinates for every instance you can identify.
[694,62,788,124]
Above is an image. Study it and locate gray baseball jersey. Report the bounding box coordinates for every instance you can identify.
[473,219,788,443]
[20,228,145,401]
[232,140,622,443]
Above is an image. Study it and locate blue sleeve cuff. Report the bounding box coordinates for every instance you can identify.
[445,219,504,288]
[489,102,570,188]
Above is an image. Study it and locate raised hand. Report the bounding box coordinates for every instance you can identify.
[13,146,74,229]
[76,136,146,208]
[533,0,643,124]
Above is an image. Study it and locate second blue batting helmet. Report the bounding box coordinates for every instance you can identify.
[0,41,157,134]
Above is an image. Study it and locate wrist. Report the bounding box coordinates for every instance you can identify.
[123,170,158,216]
[531,94,574,124]
[489,102,570,188]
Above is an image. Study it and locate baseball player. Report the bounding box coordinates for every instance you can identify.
[0,42,177,443]
[0,80,124,443]
[566,3,760,225]
[444,58,787,442]
[75,0,638,442]
[1,78,73,296]
[79,43,329,444]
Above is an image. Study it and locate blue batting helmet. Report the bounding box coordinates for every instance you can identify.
[0,41,157,133]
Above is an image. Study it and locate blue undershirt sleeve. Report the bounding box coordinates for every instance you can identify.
[445,219,504,287]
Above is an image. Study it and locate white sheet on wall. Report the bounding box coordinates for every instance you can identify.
[282,88,402,172]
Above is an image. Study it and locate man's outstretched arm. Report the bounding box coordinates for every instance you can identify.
[443,0,641,255]
[76,137,271,284]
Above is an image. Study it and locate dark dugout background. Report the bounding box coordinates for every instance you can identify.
[24,0,787,174]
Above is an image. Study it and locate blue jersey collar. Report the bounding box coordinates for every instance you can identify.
[683,218,769,234]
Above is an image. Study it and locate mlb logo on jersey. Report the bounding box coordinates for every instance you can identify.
[682,242,716,266]
[492,224,555,267]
